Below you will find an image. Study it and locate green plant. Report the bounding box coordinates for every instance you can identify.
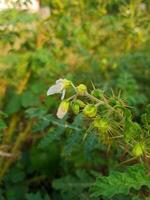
[0,0,150,199]
[45,79,150,199]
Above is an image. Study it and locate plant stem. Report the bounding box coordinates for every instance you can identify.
[0,121,32,183]
[85,92,104,105]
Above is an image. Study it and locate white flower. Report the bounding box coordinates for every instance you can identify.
[47,79,71,100]
[56,100,69,119]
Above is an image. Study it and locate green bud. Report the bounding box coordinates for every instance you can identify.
[93,118,110,133]
[71,99,86,115]
[91,89,103,99]
[57,100,69,119]
[83,104,97,118]
[63,79,72,89]
[76,84,87,95]
[132,143,145,157]
[75,99,86,108]
[71,102,80,115]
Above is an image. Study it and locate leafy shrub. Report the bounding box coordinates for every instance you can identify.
[0,0,150,199]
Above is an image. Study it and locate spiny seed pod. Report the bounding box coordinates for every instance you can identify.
[132,143,145,157]
[93,118,110,133]
[93,118,101,128]
[124,122,141,143]
[109,97,118,106]
[76,84,87,95]
[91,89,103,99]
[83,104,97,118]
[57,100,69,119]
[71,102,80,115]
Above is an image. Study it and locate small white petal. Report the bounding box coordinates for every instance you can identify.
[47,82,64,96]
[56,101,69,119]
[56,79,64,84]
[57,109,66,119]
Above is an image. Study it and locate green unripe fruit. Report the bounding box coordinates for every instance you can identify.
[91,89,103,99]
[83,104,97,118]
[71,102,80,115]
[76,84,87,95]
[93,118,110,133]
[132,143,145,157]
[93,118,101,128]
[75,99,86,108]
[71,99,86,115]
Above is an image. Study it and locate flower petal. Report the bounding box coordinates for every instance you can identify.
[56,79,64,84]
[47,82,64,96]
[56,101,69,119]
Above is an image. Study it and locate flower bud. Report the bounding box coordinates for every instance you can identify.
[76,84,87,95]
[93,118,110,133]
[63,79,72,89]
[57,100,69,119]
[75,99,86,108]
[83,104,97,118]
[132,143,145,157]
[71,102,80,115]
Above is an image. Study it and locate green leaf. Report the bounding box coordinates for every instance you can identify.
[53,170,94,194]
[92,164,150,198]
[38,126,65,148]
[5,93,22,115]
[0,119,7,130]
[32,117,50,132]
[0,9,38,26]
[21,91,40,108]
[63,114,83,156]
[26,192,51,200]
[25,108,47,119]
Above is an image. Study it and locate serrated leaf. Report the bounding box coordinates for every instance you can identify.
[92,164,150,198]
[53,169,93,192]
[63,114,83,156]
[25,108,47,119]
[38,126,65,149]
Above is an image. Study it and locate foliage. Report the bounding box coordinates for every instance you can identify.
[92,164,150,199]
[0,0,150,200]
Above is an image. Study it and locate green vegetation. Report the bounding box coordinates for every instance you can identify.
[0,0,150,199]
